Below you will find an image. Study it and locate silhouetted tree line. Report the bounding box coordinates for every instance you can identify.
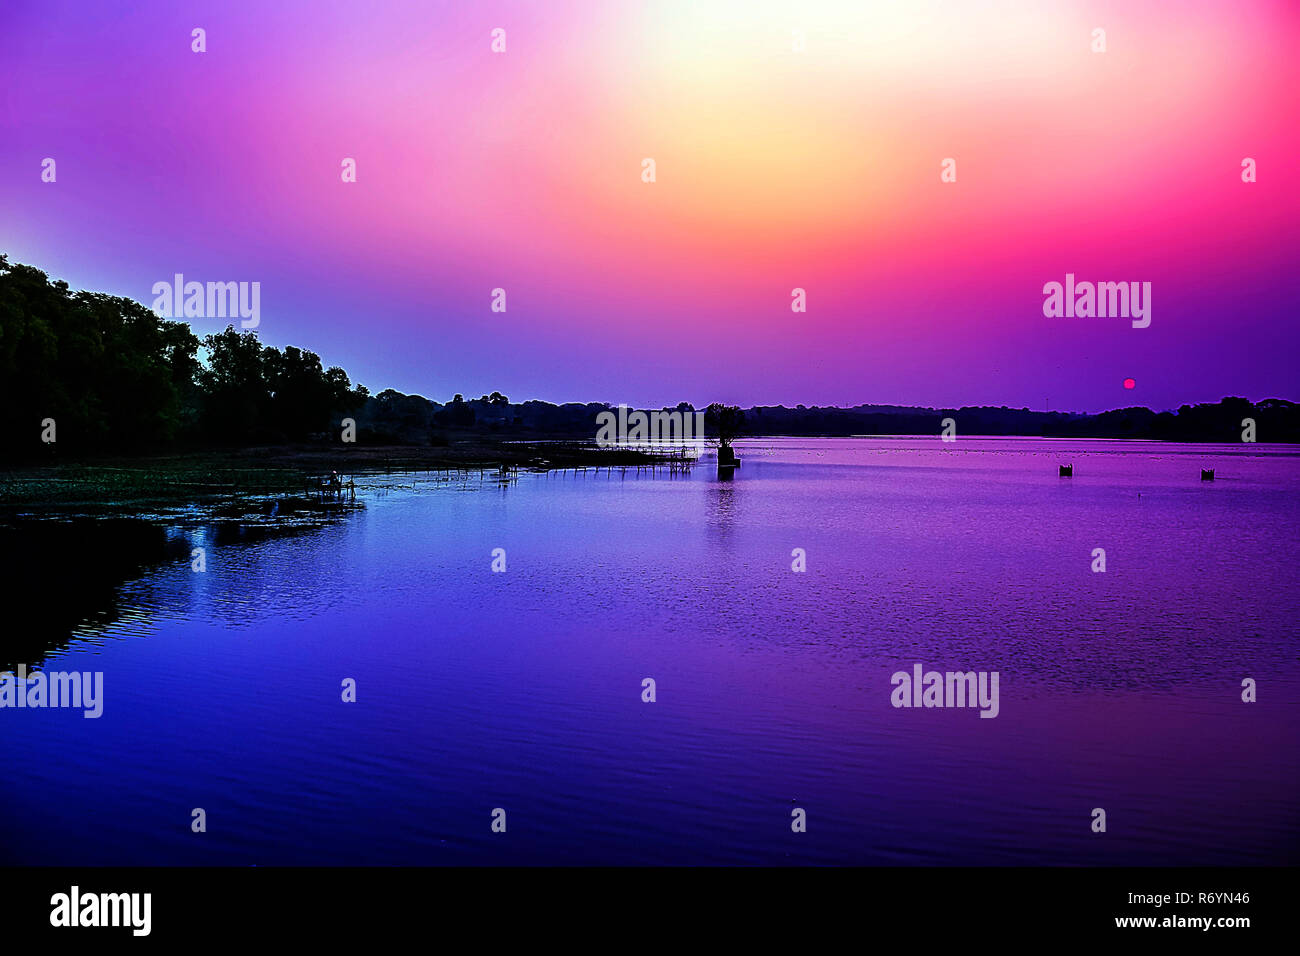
[740,398,1298,442]
[1,256,367,457]
[312,385,1300,446]
[3,255,1297,458]
[354,392,1299,446]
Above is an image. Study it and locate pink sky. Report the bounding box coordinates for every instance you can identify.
[2,0,1297,410]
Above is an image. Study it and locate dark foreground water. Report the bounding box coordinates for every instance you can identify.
[2,438,1298,865]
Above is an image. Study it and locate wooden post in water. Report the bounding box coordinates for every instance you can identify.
[718,444,740,479]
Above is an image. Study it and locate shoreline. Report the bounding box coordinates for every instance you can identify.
[0,441,699,510]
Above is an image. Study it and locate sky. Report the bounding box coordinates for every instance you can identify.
[2,0,1297,412]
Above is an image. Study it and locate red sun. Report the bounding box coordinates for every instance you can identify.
[1123,378,1136,389]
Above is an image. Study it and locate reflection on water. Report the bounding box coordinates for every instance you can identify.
[0,497,365,670]
[1,439,1298,866]
[0,518,175,672]
[706,482,742,536]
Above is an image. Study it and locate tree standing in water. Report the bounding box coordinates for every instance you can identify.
[706,403,744,466]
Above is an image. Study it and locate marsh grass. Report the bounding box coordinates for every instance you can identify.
[0,442,694,509]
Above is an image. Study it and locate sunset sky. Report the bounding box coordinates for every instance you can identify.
[3,0,1297,411]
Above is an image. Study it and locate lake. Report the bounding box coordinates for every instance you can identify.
[2,437,1298,865]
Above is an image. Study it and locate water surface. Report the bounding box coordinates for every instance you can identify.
[3,438,1297,865]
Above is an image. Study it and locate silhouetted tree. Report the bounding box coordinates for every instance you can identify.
[0,255,200,453]
[705,403,745,448]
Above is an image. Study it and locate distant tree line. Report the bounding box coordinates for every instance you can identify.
[2,254,1296,459]
[355,394,1297,445]
[738,398,1299,443]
